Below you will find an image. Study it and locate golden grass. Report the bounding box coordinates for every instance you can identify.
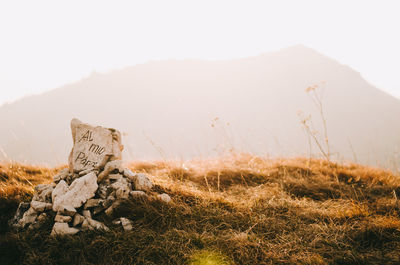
[2,153,400,264]
[0,163,62,201]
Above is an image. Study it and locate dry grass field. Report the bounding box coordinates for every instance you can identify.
[1,153,400,264]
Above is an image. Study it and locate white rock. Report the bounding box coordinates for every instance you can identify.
[105,200,121,216]
[9,202,30,228]
[108,173,123,181]
[123,169,136,181]
[30,200,52,212]
[53,172,98,212]
[33,184,54,202]
[120,217,133,231]
[157,193,172,203]
[68,174,80,184]
[82,210,92,219]
[103,196,115,208]
[116,187,130,199]
[57,205,77,216]
[84,199,102,209]
[112,219,121,225]
[53,168,69,183]
[78,168,97,176]
[54,215,72,223]
[110,129,123,161]
[130,191,147,199]
[110,177,128,189]
[17,207,38,228]
[88,218,110,231]
[37,213,47,223]
[51,222,79,236]
[81,218,109,231]
[52,180,69,203]
[53,175,62,183]
[35,184,51,193]
[81,219,90,230]
[68,118,123,173]
[134,173,153,191]
[41,191,53,202]
[111,178,130,199]
[98,160,123,182]
[73,214,85,226]
[97,183,109,199]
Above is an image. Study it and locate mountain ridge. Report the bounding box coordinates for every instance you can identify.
[1,45,399,169]
[0,45,392,109]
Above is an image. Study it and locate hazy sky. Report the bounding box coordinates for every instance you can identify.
[1,0,399,105]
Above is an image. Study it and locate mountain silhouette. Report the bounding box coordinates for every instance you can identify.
[1,45,399,169]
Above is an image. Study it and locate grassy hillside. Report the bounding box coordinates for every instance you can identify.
[1,154,400,264]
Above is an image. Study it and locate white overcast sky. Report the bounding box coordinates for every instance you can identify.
[0,0,399,105]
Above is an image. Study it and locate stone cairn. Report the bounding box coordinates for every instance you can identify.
[9,118,171,236]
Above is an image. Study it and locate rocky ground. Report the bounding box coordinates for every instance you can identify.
[8,118,172,237]
[9,159,171,236]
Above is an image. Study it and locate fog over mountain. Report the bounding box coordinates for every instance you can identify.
[1,45,399,169]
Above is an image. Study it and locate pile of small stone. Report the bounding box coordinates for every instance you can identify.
[9,119,171,236]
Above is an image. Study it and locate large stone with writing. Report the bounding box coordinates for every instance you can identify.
[68,118,123,172]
